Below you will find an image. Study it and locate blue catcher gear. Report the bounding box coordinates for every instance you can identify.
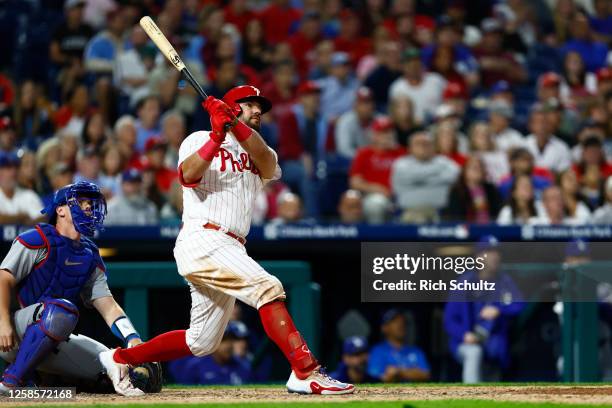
[41,181,107,237]
[2,299,79,387]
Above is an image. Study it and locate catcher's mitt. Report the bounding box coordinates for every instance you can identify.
[129,362,163,393]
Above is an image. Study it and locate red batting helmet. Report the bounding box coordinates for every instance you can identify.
[222,85,272,116]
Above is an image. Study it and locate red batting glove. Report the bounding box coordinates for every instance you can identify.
[202,96,226,113]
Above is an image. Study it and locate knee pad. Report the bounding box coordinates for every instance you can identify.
[39,299,79,342]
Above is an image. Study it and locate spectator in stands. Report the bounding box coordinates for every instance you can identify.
[53,83,90,137]
[498,148,553,200]
[114,25,156,107]
[389,95,418,148]
[81,111,108,151]
[590,0,612,42]
[331,336,378,384]
[288,11,323,78]
[558,169,592,224]
[12,81,53,150]
[392,131,459,223]
[562,11,609,73]
[0,117,17,155]
[227,320,253,364]
[277,81,326,217]
[573,136,612,209]
[469,121,509,185]
[333,9,372,65]
[538,72,563,103]
[389,48,447,123]
[142,137,177,194]
[17,150,37,191]
[50,0,93,96]
[105,169,159,226]
[42,163,74,209]
[335,86,376,159]
[364,41,402,112]
[433,117,467,167]
[114,115,141,170]
[497,174,542,225]
[160,111,186,169]
[259,0,302,45]
[592,176,612,224]
[529,185,578,225]
[445,156,502,223]
[525,104,572,173]
[99,144,124,199]
[560,51,597,109]
[318,52,359,120]
[0,153,44,225]
[349,116,405,224]
[368,309,431,383]
[224,0,256,36]
[160,180,183,224]
[168,325,253,385]
[261,60,297,118]
[444,236,524,383]
[74,147,102,186]
[442,82,469,121]
[308,40,335,80]
[473,18,527,88]
[134,94,161,153]
[272,192,303,224]
[337,189,364,224]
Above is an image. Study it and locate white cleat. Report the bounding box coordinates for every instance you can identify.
[286,368,355,395]
[98,349,144,397]
[0,382,11,396]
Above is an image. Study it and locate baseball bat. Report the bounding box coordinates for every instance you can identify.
[139,16,208,101]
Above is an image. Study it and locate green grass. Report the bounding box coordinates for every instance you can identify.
[12,402,612,408]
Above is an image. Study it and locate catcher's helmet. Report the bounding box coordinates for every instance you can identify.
[222,85,272,116]
[41,181,107,237]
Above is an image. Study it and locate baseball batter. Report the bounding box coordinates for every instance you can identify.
[0,182,160,396]
[100,86,355,395]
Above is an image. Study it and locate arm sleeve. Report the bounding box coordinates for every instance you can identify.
[0,240,44,284]
[80,267,112,307]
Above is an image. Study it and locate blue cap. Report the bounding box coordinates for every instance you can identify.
[490,80,511,95]
[565,239,590,258]
[0,152,19,168]
[476,235,499,253]
[342,336,368,355]
[381,308,403,325]
[226,320,249,339]
[331,52,350,66]
[122,169,142,183]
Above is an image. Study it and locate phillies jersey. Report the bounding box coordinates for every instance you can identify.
[178,131,281,238]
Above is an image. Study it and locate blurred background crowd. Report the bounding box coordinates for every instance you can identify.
[0,0,611,226]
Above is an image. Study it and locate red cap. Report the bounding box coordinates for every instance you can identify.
[223,85,272,114]
[297,81,321,96]
[539,72,561,88]
[356,86,373,101]
[443,81,468,100]
[597,67,612,82]
[144,136,167,153]
[0,116,13,131]
[371,116,394,133]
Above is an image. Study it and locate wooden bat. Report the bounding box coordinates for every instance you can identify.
[139,16,208,101]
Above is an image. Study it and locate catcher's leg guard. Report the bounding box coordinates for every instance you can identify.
[2,299,79,387]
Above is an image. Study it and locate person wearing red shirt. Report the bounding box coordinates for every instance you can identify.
[349,116,405,224]
[288,11,322,79]
[141,136,178,193]
[261,60,298,117]
[333,9,372,66]
[223,0,256,35]
[258,0,302,45]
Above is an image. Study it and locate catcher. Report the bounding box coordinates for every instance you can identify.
[0,181,161,396]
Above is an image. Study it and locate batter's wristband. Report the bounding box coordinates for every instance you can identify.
[111,316,141,346]
[232,119,253,142]
[197,139,222,161]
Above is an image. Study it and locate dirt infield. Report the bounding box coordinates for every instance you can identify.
[3,385,612,407]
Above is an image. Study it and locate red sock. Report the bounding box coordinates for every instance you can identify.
[113,330,192,365]
[258,301,318,379]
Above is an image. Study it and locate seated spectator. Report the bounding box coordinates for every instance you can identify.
[498,148,553,200]
[99,144,124,199]
[42,163,74,209]
[53,83,90,137]
[104,169,159,225]
[349,117,405,224]
[134,94,162,153]
[318,52,360,120]
[469,121,509,184]
[524,104,572,173]
[271,192,303,224]
[561,11,609,73]
[17,150,37,191]
[537,72,563,103]
[114,25,156,107]
[542,97,580,148]
[258,0,302,45]
[12,81,54,150]
[433,117,467,167]
[472,18,527,88]
[389,95,418,148]
[442,82,470,120]
[389,48,447,123]
[337,189,364,224]
[114,115,142,170]
[363,41,401,112]
[0,117,17,155]
[445,156,502,223]
[307,40,335,81]
[560,51,597,111]
[168,325,253,385]
[81,111,109,151]
[558,169,592,224]
[241,19,273,73]
[444,236,524,383]
[529,185,582,225]
[497,174,542,225]
[595,67,612,99]
[488,100,524,153]
[367,309,431,383]
[331,336,378,384]
[333,9,372,65]
[0,153,44,225]
[261,61,297,118]
[74,146,102,186]
[592,176,612,224]
[160,111,186,169]
[227,320,253,364]
[590,0,612,42]
[142,137,177,194]
[573,136,612,209]
[160,180,183,224]
[288,11,322,77]
[335,86,376,159]
[392,132,459,223]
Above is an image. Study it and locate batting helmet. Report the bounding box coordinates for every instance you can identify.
[222,85,272,116]
[41,181,107,237]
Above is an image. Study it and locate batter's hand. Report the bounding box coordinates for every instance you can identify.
[0,318,16,352]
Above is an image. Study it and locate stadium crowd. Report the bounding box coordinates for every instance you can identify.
[0,0,611,227]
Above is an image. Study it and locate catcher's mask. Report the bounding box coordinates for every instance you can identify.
[222,85,272,117]
[41,181,107,237]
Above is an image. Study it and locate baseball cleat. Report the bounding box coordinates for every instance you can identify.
[286,368,355,395]
[98,349,144,397]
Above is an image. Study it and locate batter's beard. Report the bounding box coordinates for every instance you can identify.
[246,117,261,131]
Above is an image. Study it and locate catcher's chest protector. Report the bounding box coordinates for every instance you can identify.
[17,224,99,306]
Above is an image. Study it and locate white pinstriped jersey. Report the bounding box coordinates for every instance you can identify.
[178,130,281,238]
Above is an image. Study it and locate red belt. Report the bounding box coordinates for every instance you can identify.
[203,222,246,245]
